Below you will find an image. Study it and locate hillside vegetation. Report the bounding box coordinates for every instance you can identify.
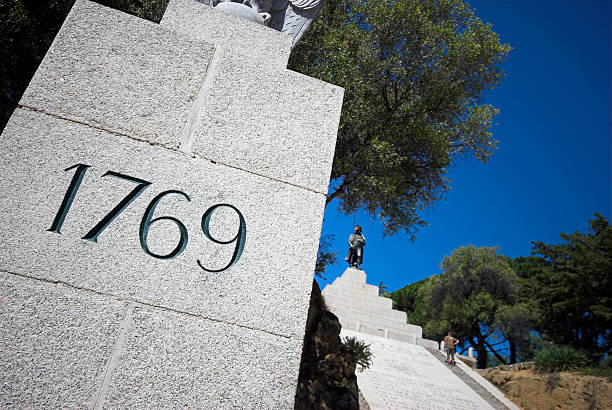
[390,214,611,369]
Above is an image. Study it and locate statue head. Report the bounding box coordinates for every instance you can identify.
[354,225,362,233]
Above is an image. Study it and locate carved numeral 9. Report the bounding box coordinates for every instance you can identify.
[197,204,247,273]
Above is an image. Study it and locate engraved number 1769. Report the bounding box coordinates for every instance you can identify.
[47,163,246,273]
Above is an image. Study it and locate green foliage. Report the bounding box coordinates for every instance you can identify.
[0,0,168,131]
[289,0,510,237]
[392,245,520,368]
[534,345,590,373]
[427,246,518,338]
[486,351,508,368]
[342,336,374,372]
[522,214,612,360]
[315,234,338,279]
[575,366,612,381]
[575,356,612,380]
[391,276,437,325]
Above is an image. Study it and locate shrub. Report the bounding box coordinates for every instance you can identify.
[601,355,612,369]
[534,345,590,372]
[343,336,374,372]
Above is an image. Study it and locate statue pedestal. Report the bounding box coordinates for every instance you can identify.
[0,0,343,407]
[322,268,438,348]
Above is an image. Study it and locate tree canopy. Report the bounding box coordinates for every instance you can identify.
[392,214,612,368]
[392,245,520,368]
[523,214,612,360]
[289,0,510,238]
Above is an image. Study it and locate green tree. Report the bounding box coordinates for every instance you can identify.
[397,246,519,368]
[315,233,338,279]
[525,214,612,360]
[494,302,540,363]
[289,0,510,238]
[390,276,436,325]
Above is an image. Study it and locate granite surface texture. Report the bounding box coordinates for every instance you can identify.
[20,0,215,150]
[161,0,292,68]
[427,349,517,410]
[1,0,344,406]
[0,108,320,339]
[103,306,301,409]
[21,0,342,194]
[0,272,127,408]
[161,0,343,193]
[184,53,343,194]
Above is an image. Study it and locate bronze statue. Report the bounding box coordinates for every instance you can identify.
[346,225,365,269]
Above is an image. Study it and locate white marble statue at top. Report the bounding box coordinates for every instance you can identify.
[211,0,324,46]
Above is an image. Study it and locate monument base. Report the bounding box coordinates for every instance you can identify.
[322,268,438,349]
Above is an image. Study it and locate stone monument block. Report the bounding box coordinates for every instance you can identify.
[20,0,216,149]
[161,0,292,67]
[0,272,127,408]
[0,0,343,407]
[160,1,343,192]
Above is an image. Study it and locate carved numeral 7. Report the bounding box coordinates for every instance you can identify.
[81,171,151,242]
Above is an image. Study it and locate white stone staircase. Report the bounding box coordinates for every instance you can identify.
[322,267,438,349]
[322,267,519,410]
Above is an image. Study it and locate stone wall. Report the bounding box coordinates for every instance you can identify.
[0,0,343,407]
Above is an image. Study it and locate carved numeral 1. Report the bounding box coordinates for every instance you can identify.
[48,164,91,234]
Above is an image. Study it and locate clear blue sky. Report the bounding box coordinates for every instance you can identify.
[318,0,612,293]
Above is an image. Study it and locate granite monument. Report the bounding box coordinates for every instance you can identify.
[0,0,343,407]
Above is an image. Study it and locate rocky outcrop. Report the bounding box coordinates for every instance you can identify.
[480,363,612,410]
[294,280,360,410]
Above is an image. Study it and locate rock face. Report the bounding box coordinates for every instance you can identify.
[295,280,360,410]
[480,363,612,410]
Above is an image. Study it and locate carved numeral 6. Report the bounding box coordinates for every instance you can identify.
[139,190,191,259]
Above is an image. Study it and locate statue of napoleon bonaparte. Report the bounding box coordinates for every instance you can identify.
[346,225,365,269]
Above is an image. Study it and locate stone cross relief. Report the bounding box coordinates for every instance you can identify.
[202,0,323,46]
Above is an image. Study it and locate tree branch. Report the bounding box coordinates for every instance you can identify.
[325,173,358,206]
[484,340,508,365]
